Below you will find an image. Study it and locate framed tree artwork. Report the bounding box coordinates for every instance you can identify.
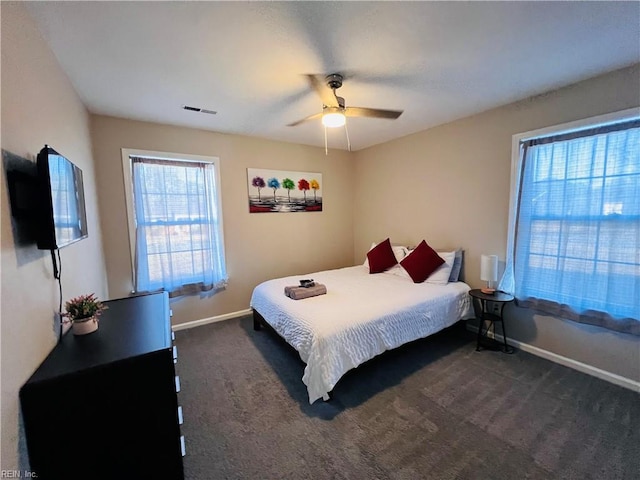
[247,168,322,213]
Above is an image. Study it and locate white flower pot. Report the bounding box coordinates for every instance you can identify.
[72,317,98,336]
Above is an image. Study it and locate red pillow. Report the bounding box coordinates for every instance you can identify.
[366,238,398,273]
[400,240,445,283]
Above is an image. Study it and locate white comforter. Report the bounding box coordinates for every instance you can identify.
[250,265,473,404]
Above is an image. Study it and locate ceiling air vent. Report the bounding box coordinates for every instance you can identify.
[182,105,217,115]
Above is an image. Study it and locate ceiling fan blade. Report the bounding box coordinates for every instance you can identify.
[287,112,322,127]
[305,74,338,107]
[345,107,403,120]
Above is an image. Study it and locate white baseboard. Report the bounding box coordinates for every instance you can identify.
[467,324,640,393]
[173,312,638,392]
[172,308,253,332]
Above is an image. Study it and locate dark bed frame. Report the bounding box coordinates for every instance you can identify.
[253,308,265,331]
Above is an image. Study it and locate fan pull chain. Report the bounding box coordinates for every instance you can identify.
[344,122,352,152]
[324,126,328,155]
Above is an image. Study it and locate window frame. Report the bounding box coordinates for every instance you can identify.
[507,108,640,248]
[121,148,225,292]
[504,107,639,312]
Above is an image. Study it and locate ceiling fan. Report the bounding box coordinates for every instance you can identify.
[288,73,403,151]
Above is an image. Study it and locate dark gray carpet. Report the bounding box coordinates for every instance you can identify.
[175,316,639,480]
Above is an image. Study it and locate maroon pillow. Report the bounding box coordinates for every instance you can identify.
[366,238,398,274]
[400,240,445,283]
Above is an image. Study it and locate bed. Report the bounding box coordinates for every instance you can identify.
[250,252,474,404]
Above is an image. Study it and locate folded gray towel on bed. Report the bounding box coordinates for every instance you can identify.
[288,284,327,300]
[284,285,297,297]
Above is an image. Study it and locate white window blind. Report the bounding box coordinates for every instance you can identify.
[501,117,640,335]
[128,155,227,297]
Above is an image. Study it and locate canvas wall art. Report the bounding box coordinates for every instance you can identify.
[247,168,322,213]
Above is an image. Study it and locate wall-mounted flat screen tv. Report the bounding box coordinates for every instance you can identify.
[36,145,88,250]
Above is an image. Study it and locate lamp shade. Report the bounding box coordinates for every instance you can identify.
[480,254,498,282]
[322,108,346,128]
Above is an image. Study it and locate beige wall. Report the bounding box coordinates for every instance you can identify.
[353,64,640,381]
[90,116,355,325]
[1,2,108,470]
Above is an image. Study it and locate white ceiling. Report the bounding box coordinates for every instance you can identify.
[25,1,640,151]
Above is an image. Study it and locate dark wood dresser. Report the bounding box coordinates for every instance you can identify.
[19,292,184,479]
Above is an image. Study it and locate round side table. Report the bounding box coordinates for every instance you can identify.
[468,289,515,353]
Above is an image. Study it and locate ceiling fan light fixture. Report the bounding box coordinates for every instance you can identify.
[322,108,346,128]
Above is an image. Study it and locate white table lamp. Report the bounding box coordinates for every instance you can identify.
[480,254,498,294]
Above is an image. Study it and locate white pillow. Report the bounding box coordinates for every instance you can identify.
[436,248,463,282]
[425,250,456,285]
[392,245,408,262]
[384,263,410,279]
[386,248,453,281]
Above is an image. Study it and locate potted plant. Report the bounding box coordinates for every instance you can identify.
[63,293,108,336]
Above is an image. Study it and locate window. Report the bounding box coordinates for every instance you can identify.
[122,149,227,297]
[501,111,639,335]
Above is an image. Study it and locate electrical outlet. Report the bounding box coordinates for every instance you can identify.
[490,302,501,314]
